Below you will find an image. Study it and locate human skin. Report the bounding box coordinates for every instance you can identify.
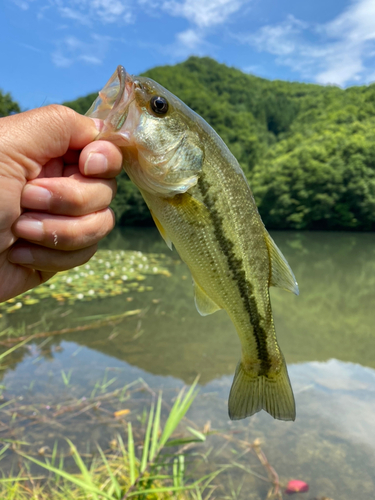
[0,104,123,303]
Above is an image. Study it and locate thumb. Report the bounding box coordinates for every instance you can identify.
[0,104,102,178]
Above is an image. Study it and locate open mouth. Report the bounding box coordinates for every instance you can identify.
[88,65,138,146]
[86,65,134,121]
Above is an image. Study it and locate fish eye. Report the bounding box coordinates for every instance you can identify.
[150,96,169,115]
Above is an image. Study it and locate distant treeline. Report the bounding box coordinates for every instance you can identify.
[3,57,375,230]
[0,91,21,117]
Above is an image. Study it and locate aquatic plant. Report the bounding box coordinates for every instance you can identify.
[0,250,171,316]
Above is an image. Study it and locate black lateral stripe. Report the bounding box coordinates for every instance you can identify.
[198,174,271,375]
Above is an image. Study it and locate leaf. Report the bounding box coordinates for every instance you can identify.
[17,451,113,499]
[158,377,199,449]
[140,402,154,472]
[66,439,99,500]
[0,337,32,361]
[127,422,136,486]
[97,444,122,499]
[187,426,206,441]
[149,393,162,462]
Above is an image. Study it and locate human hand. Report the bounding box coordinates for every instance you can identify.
[0,104,123,303]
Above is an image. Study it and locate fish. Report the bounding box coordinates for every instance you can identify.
[86,66,299,421]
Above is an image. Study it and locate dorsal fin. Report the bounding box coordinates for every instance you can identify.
[264,232,299,295]
[193,279,221,316]
[150,210,173,250]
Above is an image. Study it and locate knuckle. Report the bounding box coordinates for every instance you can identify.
[70,183,88,213]
[103,208,116,234]
[66,219,82,246]
[45,105,74,130]
[88,209,114,240]
[46,104,76,120]
[43,105,78,152]
[58,209,113,250]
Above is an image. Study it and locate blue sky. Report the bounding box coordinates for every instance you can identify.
[2,0,375,110]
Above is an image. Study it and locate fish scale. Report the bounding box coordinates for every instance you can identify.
[87,65,299,421]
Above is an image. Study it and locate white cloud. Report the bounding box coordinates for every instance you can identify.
[14,0,248,64]
[52,34,110,68]
[166,27,215,58]
[87,0,134,24]
[241,0,375,86]
[11,0,36,10]
[176,29,204,49]
[52,52,72,68]
[14,0,135,25]
[162,0,247,29]
[140,0,249,53]
[19,42,44,53]
[246,15,307,56]
[323,0,375,42]
[57,6,91,24]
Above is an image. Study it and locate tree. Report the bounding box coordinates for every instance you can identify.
[0,90,21,117]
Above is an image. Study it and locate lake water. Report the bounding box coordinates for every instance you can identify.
[1,228,375,499]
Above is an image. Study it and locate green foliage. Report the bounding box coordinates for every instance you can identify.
[64,57,375,230]
[252,104,375,230]
[0,90,21,117]
[63,92,98,115]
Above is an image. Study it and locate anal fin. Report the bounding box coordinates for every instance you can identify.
[264,232,299,295]
[150,210,173,250]
[193,279,221,316]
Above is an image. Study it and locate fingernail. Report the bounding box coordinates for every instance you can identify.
[15,219,44,241]
[84,152,108,175]
[8,247,34,265]
[22,185,51,210]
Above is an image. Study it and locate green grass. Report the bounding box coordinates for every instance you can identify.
[1,379,224,500]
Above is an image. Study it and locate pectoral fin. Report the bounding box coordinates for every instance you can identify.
[264,232,299,295]
[150,210,173,250]
[193,279,221,316]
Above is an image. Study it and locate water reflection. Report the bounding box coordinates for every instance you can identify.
[1,228,375,499]
[2,345,375,499]
[3,229,375,376]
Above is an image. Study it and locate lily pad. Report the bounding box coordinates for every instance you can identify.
[1,250,171,314]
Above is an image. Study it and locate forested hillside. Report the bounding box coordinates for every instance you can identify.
[3,56,375,230]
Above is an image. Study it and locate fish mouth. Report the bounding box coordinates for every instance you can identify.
[111,65,134,113]
[89,65,137,146]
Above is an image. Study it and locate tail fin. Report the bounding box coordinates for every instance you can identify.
[228,360,295,421]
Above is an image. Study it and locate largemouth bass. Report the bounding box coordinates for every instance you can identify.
[87,66,299,421]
